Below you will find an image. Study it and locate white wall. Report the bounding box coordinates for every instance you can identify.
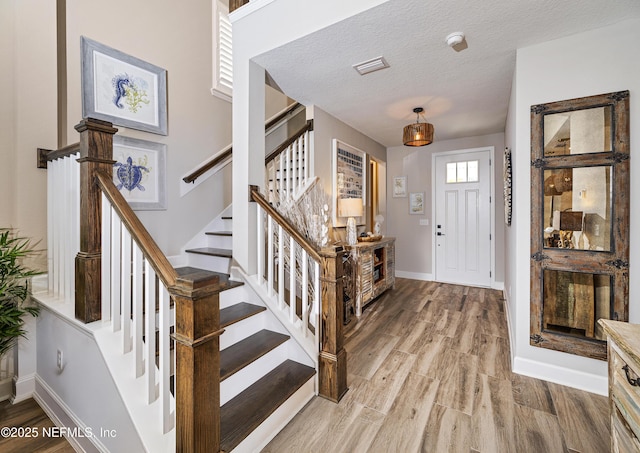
[387,133,505,283]
[507,18,640,395]
[0,1,16,228]
[36,308,144,452]
[1,0,57,271]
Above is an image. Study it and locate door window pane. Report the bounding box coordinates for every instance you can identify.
[446,160,479,183]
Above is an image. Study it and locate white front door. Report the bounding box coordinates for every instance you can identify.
[434,148,492,287]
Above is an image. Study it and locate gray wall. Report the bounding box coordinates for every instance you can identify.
[311,106,387,239]
[386,133,505,284]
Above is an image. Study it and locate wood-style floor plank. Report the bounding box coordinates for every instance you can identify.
[0,398,75,453]
[263,278,611,453]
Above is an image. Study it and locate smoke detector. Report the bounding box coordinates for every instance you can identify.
[445,32,465,47]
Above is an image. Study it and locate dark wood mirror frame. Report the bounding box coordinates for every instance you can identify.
[530,90,630,360]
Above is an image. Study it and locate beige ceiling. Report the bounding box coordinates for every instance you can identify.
[253,0,640,147]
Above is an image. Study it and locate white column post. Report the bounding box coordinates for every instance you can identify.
[232,57,265,275]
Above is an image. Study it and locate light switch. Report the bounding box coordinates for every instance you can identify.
[419,219,429,226]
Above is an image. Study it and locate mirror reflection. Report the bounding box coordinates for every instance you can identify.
[543,166,612,251]
[543,270,611,341]
[543,106,612,156]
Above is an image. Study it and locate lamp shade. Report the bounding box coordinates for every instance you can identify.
[338,198,363,218]
[403,122,434,147]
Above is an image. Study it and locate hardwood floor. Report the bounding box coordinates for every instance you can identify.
[0,398,75,452]
[263,278,610,453]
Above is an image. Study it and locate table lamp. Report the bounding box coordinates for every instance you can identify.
[338,198,363,246]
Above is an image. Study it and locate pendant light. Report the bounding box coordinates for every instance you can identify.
[403,107,434,147]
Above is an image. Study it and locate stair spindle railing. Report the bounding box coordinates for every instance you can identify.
[265,119,313,207]
[250,186,348,402]
[38,144,81,301]
[39,119,225,453]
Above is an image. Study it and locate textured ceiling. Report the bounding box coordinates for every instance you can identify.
[254,0,640,147]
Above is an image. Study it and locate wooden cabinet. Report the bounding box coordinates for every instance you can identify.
[600,320,640,452]
[346,237,395,316]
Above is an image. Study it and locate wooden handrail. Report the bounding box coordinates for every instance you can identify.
[265,102,302,132]
[95,171,178,288]
[37,142,81,169]
[183,103,304,184]
[264,119,314,167]
[182,144,233,184]
[250,186,321,263]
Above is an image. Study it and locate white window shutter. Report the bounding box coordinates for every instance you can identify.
[212,0,232,101]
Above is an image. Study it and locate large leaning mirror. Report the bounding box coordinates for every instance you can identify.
[530,91,629,360]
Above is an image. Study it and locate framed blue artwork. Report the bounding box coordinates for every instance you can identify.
[81,36,168,135]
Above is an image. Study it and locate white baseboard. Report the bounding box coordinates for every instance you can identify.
[34,376,106,452]
[492,280,505,291]
[512,356,608,396]
[11,372,35,404]
[395,271,433,281]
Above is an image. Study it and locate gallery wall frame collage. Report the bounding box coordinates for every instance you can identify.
[81,36,168,210]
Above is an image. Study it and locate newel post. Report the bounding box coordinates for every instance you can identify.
[171,274,223,453]
[74,118,117,322]
[318,245,348,402]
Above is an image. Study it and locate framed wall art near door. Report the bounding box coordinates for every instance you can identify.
[409,192,424,215]
[81,36,168,135]
[393,176,407,197]
[332,139,366,227]
[113,135,167,210]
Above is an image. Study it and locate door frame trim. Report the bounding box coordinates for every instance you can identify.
[431,146,496,288]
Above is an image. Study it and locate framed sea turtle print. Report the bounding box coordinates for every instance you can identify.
[113,136,167,210]
[81,36,168,135]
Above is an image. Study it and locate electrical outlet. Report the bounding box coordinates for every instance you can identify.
[56,349,63,371]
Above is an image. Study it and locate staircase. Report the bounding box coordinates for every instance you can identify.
[39,114,347,453]
[183,212,317,452]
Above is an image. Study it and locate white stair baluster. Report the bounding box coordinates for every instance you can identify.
[159,284,174,433]
[267,215,274,297]
[301,249,309,337]
[121,228,132,353]
[278,225,284,310]
[133,246,144,377]
[145,262,157,403]
[101,197,112,322]
[111,215,122,332]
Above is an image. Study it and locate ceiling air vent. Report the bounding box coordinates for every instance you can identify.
[353,56,390,76]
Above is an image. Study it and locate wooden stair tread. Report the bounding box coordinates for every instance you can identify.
[220,330,289,381]
[220,360,315,452]
[185,247,232,258]
[220,302,266,329]
[206,230,232,236]
[221,216,232,220]
[174,266,243,291]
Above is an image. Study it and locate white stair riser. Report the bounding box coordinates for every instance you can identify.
[186,253,230,274]
[220,285,253,309]
[220,343,289,405]
[220,313,267,350]
[206,234,232,250]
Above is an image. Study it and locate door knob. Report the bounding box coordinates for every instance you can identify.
[437,232,445,236]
